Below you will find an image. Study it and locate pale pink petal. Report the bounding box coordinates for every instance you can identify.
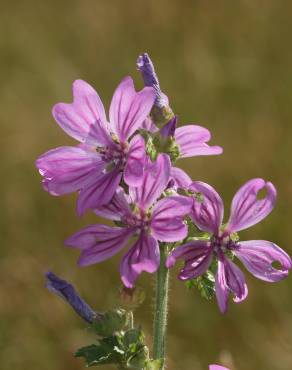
[166,241,212,280]
[169,167,192,189]
[94,187,132,221]
[141,117,158,133]
[151,196,192,242]
[109,77,155,142]
[65,225,134,266]
[36,146,105,195]
[77,167,122,216]
[227,179,277,232]
[209,365,230,370]
[52,80,115,147]
[234,240,292,282]
[174,125,223,158]
[124,134,146,186]
[120,234,160,288]
[189,181,224,234]
[130,154,171,210]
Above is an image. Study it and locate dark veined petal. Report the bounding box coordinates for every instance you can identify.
[36,146,105,196]
[130,154,171,211]
[189,181,224,234]
[109,76,155,143]
[77,167,122,216]
[124,134,146,186]
[65,224,134,266]
[52,80,115,147]
[215,257,248,314]
[120,233,160,288]
[174,125,222,158]
[166,240,212,280]
[151,196,192,242]
[234,240,292,282]
[94,187,132,221]
[227,178,277,232]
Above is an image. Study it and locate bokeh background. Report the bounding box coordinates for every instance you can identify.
[1,1,292,369]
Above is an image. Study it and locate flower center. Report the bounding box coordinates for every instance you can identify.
[96,141,129,168]
[211,234,237,257]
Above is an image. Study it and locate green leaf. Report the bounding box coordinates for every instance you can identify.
[126,346,149,369]
[75,343,119,367]
[91,309,128,337]
[146,359,164,370]
[123,328,145,349]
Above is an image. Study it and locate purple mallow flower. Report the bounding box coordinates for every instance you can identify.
[46,271,98,323]
[167,178,292,313]
[65,154,192,288]
[160,115,223,158]
[36,77,155,215]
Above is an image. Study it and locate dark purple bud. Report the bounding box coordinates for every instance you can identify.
[160,116,177,138]
[137,53,169,108]
[45,271,98,323]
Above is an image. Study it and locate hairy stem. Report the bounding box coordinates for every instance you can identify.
[152,244,170,368]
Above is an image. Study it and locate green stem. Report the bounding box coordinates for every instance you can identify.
[152,244,170,368]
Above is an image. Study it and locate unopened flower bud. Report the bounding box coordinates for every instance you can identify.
[137,53,174,125]
[46,271,99,323]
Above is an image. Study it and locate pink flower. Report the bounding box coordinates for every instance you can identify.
[167,179,292,313]
[36,77,155,215]
[65,154,192,288]
[209,365,230,370]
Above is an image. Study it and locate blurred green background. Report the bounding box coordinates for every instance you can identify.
[1,1,292,369]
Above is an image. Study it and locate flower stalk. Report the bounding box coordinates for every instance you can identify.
[152,243,170,368]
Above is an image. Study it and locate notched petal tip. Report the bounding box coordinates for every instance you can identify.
[235,240,292,282]
[227,178,277,232]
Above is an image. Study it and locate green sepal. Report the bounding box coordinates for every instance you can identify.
[186,270,216,301]
[146,135,158,161]
[150,105,174,126]
[91,309,129,337]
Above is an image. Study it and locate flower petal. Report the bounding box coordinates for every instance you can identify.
[141,117,158,133]
[169,167,192,189]
[174,125,223,158]
[215,257,248,313]
[120,233,160,288]
[234,240,292,282]
[166,240,212,280]
[36,146,105,195]
[77,167,122,216]
[160,116,177,138]
[109,76,155,142]
[227,178,277,232]
[209,365,230,370]
[94,187,132,221]
[151,196,192,242]
[189,181,224,234]
[52,80,114,147]
[130,154,171,210]
[124,134,146,186]
[65,224,134,266]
